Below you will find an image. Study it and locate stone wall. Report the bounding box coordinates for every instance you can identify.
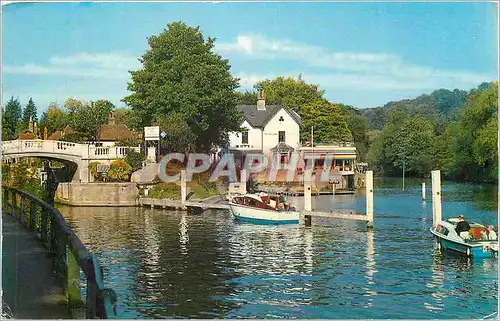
[55,182,138,206]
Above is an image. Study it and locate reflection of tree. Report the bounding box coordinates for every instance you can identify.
[132,210,238,318]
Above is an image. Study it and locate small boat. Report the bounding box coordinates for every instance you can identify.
[229,193,299,224]
[430,218,498,258]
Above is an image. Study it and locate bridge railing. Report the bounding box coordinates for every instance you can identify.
[2,186,117,319]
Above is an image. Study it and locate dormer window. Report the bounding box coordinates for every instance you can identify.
[242,131,248,144]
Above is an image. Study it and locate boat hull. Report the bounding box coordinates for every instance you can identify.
[229,203,299,225]
[431,229,497,258]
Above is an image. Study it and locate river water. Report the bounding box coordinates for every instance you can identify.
[58,180,498,319]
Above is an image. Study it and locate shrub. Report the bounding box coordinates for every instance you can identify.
[149,182,181,199]
[89,162,101,180]
[107,160,132,182]
[124,149,146,172]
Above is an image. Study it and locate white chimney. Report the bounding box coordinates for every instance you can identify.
[257,89,266,110]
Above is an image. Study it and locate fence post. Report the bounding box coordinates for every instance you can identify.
[20,196,26,225]
[11,191,17,219]
[40,208,49,244]
[85,257,98,319]
[67,248,82,308]
[29,201,37,230]
[3,189,9,213]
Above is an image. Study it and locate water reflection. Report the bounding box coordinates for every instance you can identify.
[56,182,497,319]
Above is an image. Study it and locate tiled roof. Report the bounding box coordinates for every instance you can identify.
[47,125,75,140]
[97,123,135,141]
[237,105,301,128]
[17,130,37,140]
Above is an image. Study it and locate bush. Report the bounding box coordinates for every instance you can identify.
[3,162,48,201]
[89,162,101,181]
[149,182,181,199]
[125,149,146,172]
[107,160,133,182]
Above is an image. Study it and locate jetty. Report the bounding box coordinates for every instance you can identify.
[138,169,374,228]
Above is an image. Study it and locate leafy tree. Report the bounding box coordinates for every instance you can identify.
[123,21,241,152]
[236,90,258,105]
[254,77,325,113]
[125,149,146,172]
[341,105,369,160]
[22,97,38,128]
[39,103,70,136]
[300,101,352,144]
[154,112,196,154]
[446,82,498,182]
[3,96,23,139]
[66,98,114,140]
[113,108,141,131]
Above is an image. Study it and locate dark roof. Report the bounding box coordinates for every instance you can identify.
[47,125,75,140]
[237,105,301,128]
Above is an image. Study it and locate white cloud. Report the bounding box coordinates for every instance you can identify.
[4,52,140,79]
[218,34,495,90]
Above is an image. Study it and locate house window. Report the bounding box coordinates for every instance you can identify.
[279,116,284,122]
[242,131,248,144]
[278,131,285,143]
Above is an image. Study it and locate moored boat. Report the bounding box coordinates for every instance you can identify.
[430,218,498,258]
[229,193,299,224]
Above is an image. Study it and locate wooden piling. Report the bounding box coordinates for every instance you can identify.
[240,169,247,195]
[422,182,426,201]
[180,170,187,205]
[431,170,442,226]
[304,169,312,212]
[366,170,374,228]
[304,214,312,227]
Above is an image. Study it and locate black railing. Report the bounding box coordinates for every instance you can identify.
[2,186,117,319]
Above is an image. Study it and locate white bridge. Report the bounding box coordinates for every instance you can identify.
[2,140,140,183]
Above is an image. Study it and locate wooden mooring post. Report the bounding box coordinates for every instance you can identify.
[431,170,442,227]
[422,182,426,201]
[301,170,374,228]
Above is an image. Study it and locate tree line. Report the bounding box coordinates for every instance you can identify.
[2,21,497,183]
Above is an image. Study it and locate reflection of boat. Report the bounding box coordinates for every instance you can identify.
[430,218,498,258]
[229,193,299,224]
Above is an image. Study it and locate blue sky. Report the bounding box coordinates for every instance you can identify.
[2,1,498,114]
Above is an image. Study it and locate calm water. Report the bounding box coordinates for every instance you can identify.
[58,181,498,319]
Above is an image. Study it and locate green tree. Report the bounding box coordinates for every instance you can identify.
[340,105,369,161]
[39,103,70,136]
[447,82,498,182]
[113,108,141,131]
[123,21,241,152]
[22,97,38,128]
[154,112,196,154]
[235,90,258,105]
[301,101,352,144]
[3,96,23,139]
[254,76,325,113]
[66,98,114,140]
[125,149,146,172]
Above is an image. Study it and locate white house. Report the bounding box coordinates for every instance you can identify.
[228,91,301,167]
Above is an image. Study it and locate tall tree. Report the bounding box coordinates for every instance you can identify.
[39,103,70,136]
[22,97,38,128]
[113,108,142,131]
[123,21,241,152]
[254,77,325,113]
[300,101,352,144]
[3,96,23,139]
[67,98,115,140]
